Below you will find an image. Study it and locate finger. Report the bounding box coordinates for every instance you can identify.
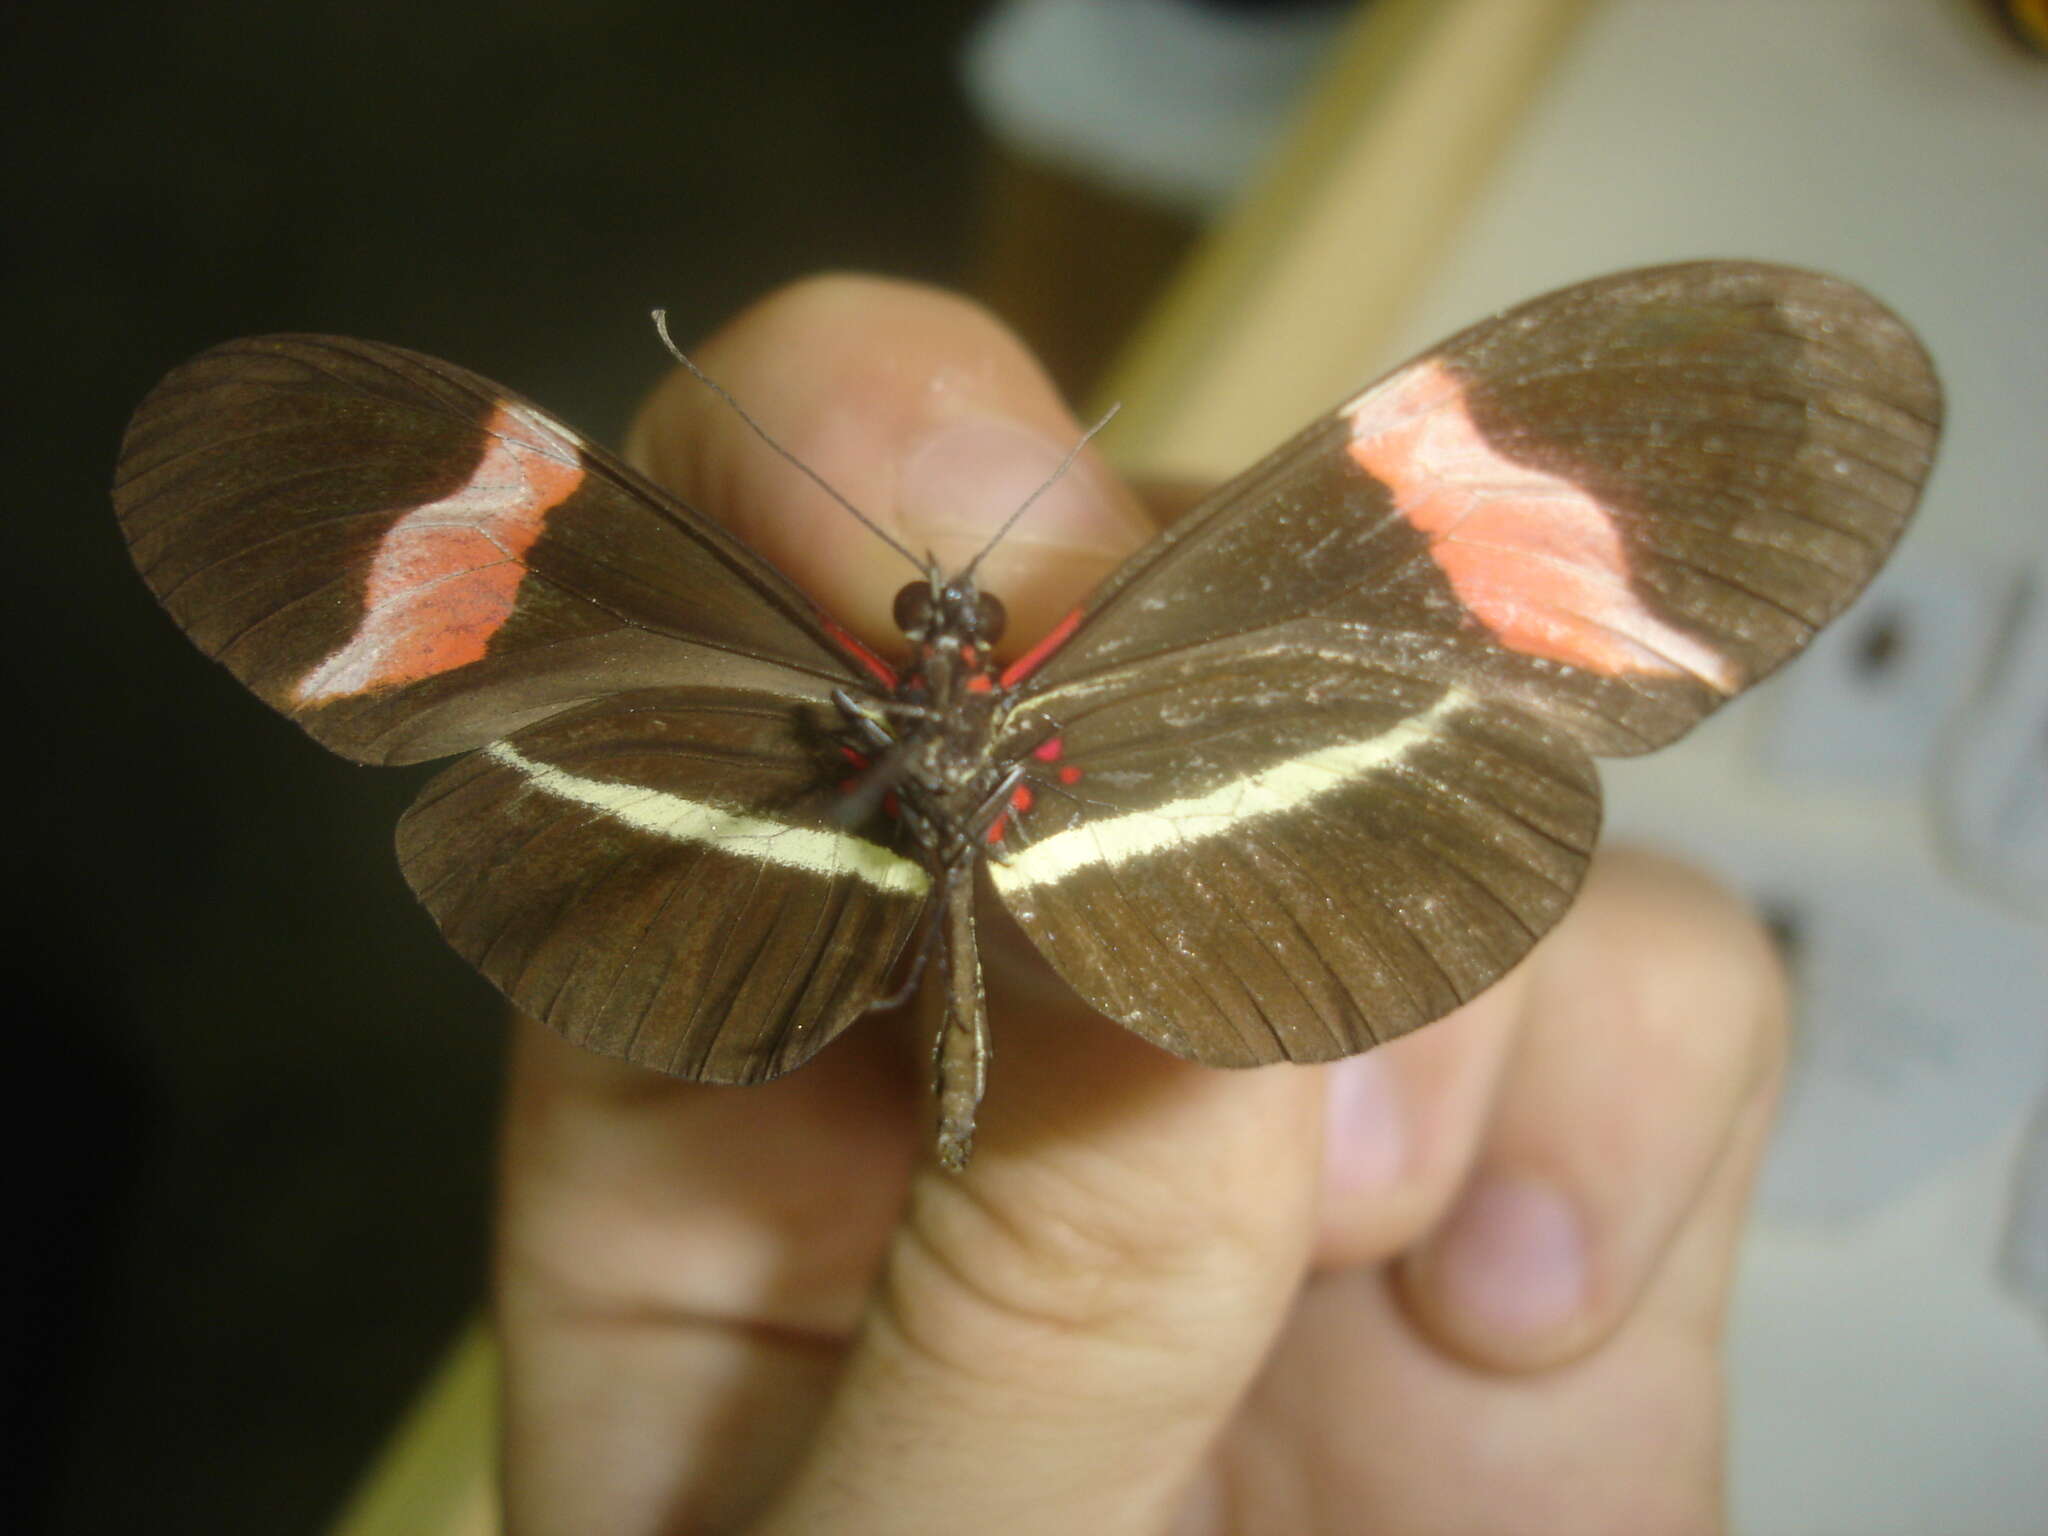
[753,1011,1328,1535]
[626,274,1156,654]
[1225,1038,1779,1533]
[1312,970,1527,1267]
[496,1019,911,1535]
[1398,847,1789,1370]
[1215,851,1782,1531]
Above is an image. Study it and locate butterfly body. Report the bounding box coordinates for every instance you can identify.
[835,573,1041,1167]
[114,263,1941,1167]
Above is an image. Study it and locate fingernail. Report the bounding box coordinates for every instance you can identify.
[896,415,1142,569]
[1322,1055,1407,1193]
[1427,1174,1588,1338]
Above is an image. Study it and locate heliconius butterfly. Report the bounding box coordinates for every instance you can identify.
[114,262,1940,1169]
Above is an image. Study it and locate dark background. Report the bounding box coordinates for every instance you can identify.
[6,4,991,1530]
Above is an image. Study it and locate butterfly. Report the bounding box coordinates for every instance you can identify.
[113,261,1941,1168]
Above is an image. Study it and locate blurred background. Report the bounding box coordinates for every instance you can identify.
[11,6,994,1531]
[8,2,2044,1533]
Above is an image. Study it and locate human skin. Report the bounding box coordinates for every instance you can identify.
[493,276,1788,1535]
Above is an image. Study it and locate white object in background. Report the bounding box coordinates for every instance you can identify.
[1759,552,2015,798]
[2004,1079,2048,1331]
[961,0,1346,214]
[1749,852,2048,1226]
[1734,1125,2048,1536]
[1611,815,2048,1227]
[1939,567,2048,918]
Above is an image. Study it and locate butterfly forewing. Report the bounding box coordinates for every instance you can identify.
[114,335,875,765]
[988,262,1939,1064]
[1019,263,1941,755]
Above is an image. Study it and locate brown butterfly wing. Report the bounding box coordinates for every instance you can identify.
[989,262,1939,1066]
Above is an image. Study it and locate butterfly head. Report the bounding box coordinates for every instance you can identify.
[893,573,1007,650]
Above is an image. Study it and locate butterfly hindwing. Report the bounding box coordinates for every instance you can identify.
[986,669,1601,1065]
[114,334,876,765]
[988,261,1939,1064]
[397,685,927,1083]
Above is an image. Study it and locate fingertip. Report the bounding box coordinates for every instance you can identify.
[1396,846,1790,1374]
[625,274,1153,653]
[1563,847,1792,1093]
[1310,977,1528,1272]
[1399,1170,1598,1372]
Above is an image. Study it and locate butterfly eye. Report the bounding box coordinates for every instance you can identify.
[966,590,1006,646]
[892,581,936,638]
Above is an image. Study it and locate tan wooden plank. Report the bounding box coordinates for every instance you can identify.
[1100,0,1594,479]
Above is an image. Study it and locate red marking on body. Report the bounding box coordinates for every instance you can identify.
[1057,765,1082,786]
[822,618,898,688]
[1031,736,1064,763]
[293,401,585,703]
[967,674,994,695]
[1342,358,1741,692]
[837,776,859,795]
[985,812,1008,846]
[1000,606,1085,689]
[840,745,870,768]
[882,791,900,819]
[1009,783,1034,813]
[961,644,978,666]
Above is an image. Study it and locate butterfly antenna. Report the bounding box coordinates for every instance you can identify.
[960,402,1120,579]
[651,309,926,574]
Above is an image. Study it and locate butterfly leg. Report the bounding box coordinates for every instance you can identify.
[865,895,942,1013]
[831,739,918,829]
[831,688,898,752]
[962,763,1027,855]
[833,686,939,731]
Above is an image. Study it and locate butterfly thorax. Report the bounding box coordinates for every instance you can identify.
[882,573,1016,871]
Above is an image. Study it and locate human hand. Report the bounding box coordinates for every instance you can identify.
[494,277,1788,1534]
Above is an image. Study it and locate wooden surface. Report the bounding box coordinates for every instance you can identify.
[327,1321,499,1536]
[1100,0,1593,479]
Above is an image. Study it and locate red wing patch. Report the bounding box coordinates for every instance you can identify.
[1344,359,1742,694]
[820,618,899,689]
[294,401,585,704]
[1001,606,1085,690]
